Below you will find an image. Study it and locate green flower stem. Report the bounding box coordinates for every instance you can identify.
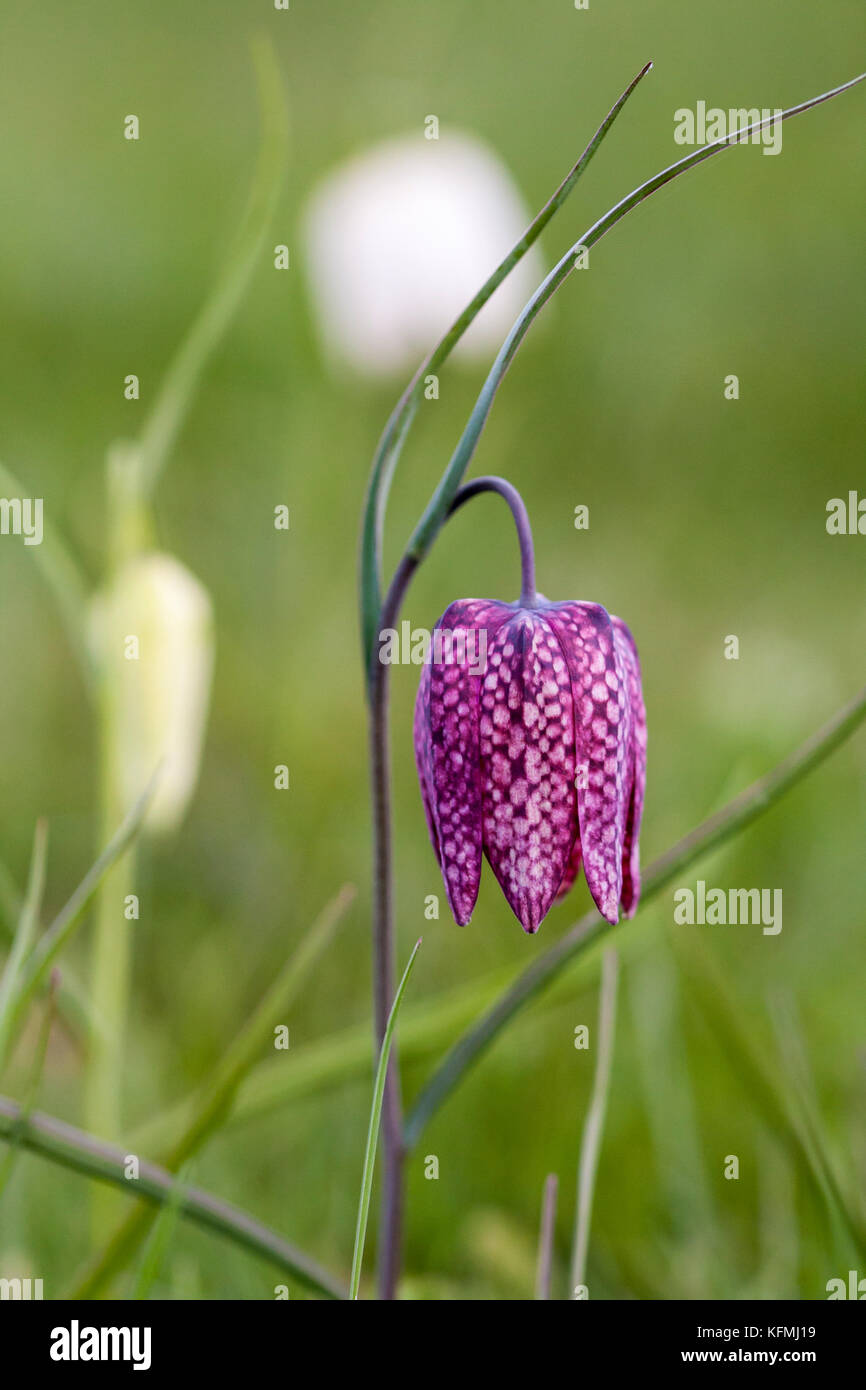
[570,948,619,1294]
[0,1095,345,1300]
[405,681,866,1148]
[360,61,654,674]
[449,477,537,606]
[350,938,422,1300]
[74,886,355,1300]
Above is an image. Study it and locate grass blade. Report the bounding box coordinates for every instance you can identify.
[0,972,58,1198]
[535,1173,559,1300]
[0,820,48,1073]
[570,948,619,1294]
[350,937,422,1300]
[131,1161,191,1300]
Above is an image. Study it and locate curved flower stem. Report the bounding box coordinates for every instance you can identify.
[369,481,539,1296]
[0,1096,346,1300]
[449,477,537,607]
[405,681,866,1147]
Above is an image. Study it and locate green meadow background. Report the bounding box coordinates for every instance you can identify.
[0,0,864,1299]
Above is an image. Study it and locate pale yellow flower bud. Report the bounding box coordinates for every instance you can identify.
[92,553,215,835]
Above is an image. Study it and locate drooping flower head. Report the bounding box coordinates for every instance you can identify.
[413,596,646,933]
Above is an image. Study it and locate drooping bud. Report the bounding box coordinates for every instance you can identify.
[91,552,215,835]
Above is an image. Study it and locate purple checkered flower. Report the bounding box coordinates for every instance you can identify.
[413,596,646,934]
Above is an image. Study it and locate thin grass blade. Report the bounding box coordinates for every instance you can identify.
[570,948,619,1293]
[0,971,58,1198]
[131,1161,192,1300]
[0,820,48,1072]
[535,1172,559,1300]
[350,938,422,1299]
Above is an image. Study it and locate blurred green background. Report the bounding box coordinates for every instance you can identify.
[0,0,864,1299]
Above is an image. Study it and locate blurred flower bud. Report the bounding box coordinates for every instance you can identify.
[92,553,214,835]
[303,131,544,376]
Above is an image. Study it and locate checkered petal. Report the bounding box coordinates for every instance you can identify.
[611,615,646,917]
[544,602,633,925]
[413,598,509,925]
[478,611,578,933]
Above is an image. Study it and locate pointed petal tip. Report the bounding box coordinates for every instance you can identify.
[597,895,620,927]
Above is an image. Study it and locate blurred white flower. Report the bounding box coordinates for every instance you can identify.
[303,131,544,376]
[92,553,214,835]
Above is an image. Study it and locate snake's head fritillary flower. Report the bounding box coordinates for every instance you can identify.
[413,597,646,934]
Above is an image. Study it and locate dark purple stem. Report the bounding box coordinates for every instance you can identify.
[367,478,535,1298]
[368,552,418,1300]
[449,475,538,607]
